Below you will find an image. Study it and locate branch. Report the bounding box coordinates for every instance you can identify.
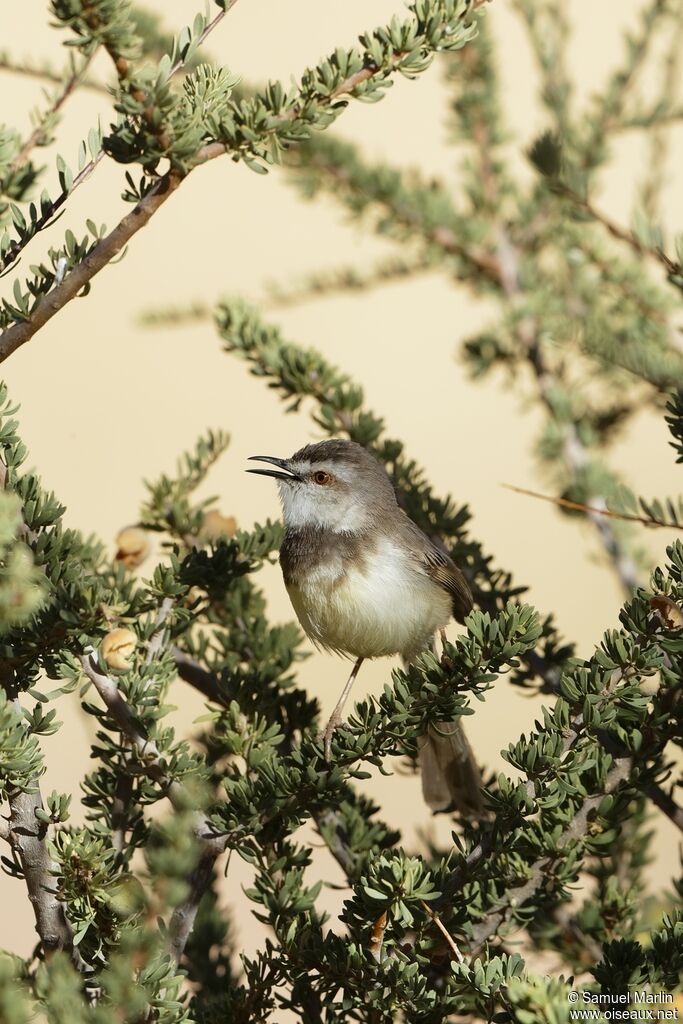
[557,183,680,280]
[468,755,633,950]
[645,782,683,832]
[140,254,435,327]
[0,1,238,277]
[283,138,643,591]
[0,165,185,362]
[167,5,231,79]
[167,848,218,965]
[146,596,174,664]
[7,51,98,176]
[0,0,484,360]
[492,228,641,595]
[80,646,228,963]
[420,900,465,964]
[0,53,108,94]
[577,0,670,169]
[503,482,683,531]
[6,784,77,960]
[172,647,226,705]
[172,644,683,847]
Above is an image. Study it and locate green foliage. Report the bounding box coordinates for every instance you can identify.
[0,689,43,796]
[1,2,683,1022]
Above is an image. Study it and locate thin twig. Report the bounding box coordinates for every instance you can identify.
[81,648,179,788]
[110,771,134,857]
[140,254,435,326]
[0,18,483,361]
[0,1,238,276]
[167,5,233,79]
[503,482,683,531]
[557,184,680,279]
[7,51,98,176]
[420,900,465,964]
[0,165,185,361]
[0,54,107,94]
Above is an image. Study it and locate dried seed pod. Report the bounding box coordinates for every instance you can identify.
[185,586,204,608]
[650,594,683,630]
[115,526,150,569]
[639,672,662,697]
[200,510,237,541]
[101,628,137,671]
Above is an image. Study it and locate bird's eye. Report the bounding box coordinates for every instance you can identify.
[312,470,331,485]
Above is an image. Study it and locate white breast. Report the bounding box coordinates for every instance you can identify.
[286,537,452,660]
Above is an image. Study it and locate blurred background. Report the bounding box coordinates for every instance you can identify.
[1,0,682,965]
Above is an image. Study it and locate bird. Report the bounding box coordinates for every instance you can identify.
[247,438,483,814]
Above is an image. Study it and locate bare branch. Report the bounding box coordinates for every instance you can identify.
[0,53,105,92]
[420,900,465,964]
[503,482,683,531]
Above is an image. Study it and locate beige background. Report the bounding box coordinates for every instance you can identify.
[1,1,681,966]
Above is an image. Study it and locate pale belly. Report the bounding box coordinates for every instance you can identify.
[285,542,452,660]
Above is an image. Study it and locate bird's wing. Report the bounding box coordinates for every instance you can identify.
[398,514,474,624]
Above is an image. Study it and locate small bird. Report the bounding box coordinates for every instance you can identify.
[248,438,483,814]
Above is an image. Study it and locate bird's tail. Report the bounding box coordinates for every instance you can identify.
[418,719,485,815]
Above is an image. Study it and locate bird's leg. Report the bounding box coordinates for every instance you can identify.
[323,657,364,761]
[439,629,454,671]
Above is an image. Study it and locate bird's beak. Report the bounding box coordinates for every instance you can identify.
[246,456,301,482]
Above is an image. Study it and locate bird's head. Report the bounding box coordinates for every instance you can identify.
[248,439,396,533]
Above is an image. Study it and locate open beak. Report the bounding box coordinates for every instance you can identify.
[247,456,301,482]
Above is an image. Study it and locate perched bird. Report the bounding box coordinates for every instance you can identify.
[248,438,483,814]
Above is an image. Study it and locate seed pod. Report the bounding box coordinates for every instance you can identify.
[115,526,150,569]
[200,510,237,541]
[639,672,662,697]
[650,594,683,630]
[101,628,137,671]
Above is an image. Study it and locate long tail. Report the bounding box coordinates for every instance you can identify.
[418,719,485,815]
